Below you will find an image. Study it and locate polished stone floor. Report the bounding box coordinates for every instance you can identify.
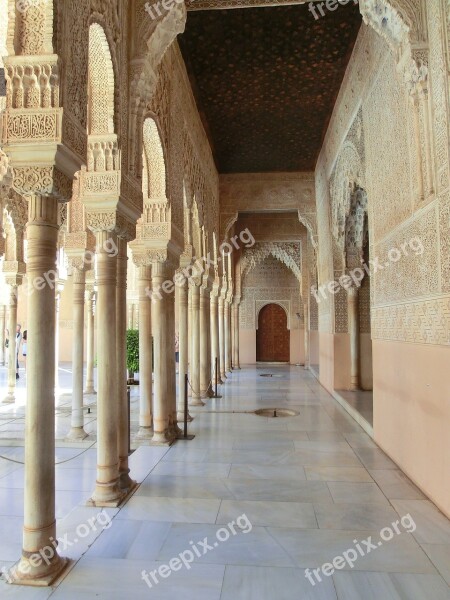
[0,364,449,599]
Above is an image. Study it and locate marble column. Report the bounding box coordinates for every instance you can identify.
[54,288,61,390]
[303,300,310,369]
[177,278,192,422]
[210,292,222,385]
[12,195,67,584]
[4,285,18,403]
[218,296,226,380]
[200,287,212,398]
[348,285,360,391]
[90,231,122,506]
[151,261,173,443]
[166,286,180,438]
[225,300,232,373]
[84,289,96,394]
[67,269,87,440]
[0,305,6,366]
[232,302,241,369]
[117,240,134,490]
[137,265,153,438]
[189,283,204,406]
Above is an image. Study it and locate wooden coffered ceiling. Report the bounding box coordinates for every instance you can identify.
[179,2,362,173]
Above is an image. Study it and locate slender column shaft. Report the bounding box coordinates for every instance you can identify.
[166,285,180,437]
[232,303,241,369]
[67,269,87,440]
[200,288,211,398]
[90,231,122,505]
[224,300,231,372]
[13,195,66,583]
[55,291,61,389]
[152,262,172,443]
[4,286,18,403]
[0,305,6,366]
[304,301,310,369]
[218,296,226,380]
[84,290,96,394]
[137,266,153,438]
[177,279,191,421]
[189,284,204,406]
[348,285,360,390]
[117,240,133,489]
[210,293,221,385]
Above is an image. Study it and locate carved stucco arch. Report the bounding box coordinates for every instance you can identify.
[241,242,302,284]
[130,3,186,179]
[142,115,167,201]
[330,140,365,252]
[256,301,291,331]
[88,23,115,135]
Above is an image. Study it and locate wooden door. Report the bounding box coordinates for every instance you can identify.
[256,304,290,362]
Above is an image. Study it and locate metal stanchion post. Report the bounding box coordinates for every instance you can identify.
[179,374,195,440]
[127,386,131,455]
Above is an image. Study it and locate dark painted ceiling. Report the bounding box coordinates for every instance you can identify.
[178,3,362,173]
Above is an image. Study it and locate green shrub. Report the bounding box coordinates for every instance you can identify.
[126,329,139,374]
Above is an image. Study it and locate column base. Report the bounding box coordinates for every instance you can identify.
[119,470,137,494]
[136,426,153,440]
[88,480,125,508]
[7,555,70,588]
[65,427,89,441]
[177,411,193,423]
[189,398,205,407]
[151,430,175,446]
[170,423,183,438]
[84,389,97,396]
[3,393,15,404]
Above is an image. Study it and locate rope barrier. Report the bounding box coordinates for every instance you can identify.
[0,440,97,466]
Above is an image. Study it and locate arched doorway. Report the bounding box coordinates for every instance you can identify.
[256,304,290,363]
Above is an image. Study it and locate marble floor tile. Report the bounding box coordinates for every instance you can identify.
[117,496,221,523]
[327,482,390,505]
[221,565,338,600]
[305,467,373,483]
[269,528,437,573]
[217,500,317,529]
[314,503,400,531]
[391,500,450,544]
[369,470,426,500]
[228,464,306,481]
[88,519,171,560]
[225,478,333,503]
[136,475,235,499]
[158,523,295,567]
[150,461,232,479]
[422,544,450,586]
[333,571,450,600]
[50,557,225,600]
[352,448,398,470]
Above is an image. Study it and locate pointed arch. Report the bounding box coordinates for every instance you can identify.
[88,23,115,135]
[142,116,167,201]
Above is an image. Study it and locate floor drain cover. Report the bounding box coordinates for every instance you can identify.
[254,408,299,418]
